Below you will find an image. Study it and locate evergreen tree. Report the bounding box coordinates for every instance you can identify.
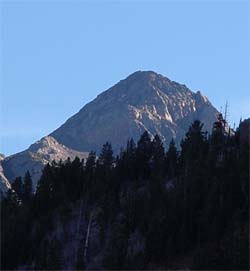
[165,139,178,179]
[180,120,208,165]
[23,171,33,202]
[118,139,136,182]
[12,176,23,201]
[98,142,114,169]
[178,121,209,248]
[136,131,152,178]
[126,138,136,161]
[35,163,55,214]
[85,151,96,174]
[210,113,227,164]
[151,134,165,175]
[69,156,84,200]
[96,142,116,221]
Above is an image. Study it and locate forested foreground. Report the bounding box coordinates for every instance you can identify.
[1,116,249,270]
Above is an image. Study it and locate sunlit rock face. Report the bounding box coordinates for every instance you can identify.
[0,154,11,196]
[51,71,219,153]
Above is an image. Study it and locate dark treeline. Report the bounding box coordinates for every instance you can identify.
[1,115,249,270]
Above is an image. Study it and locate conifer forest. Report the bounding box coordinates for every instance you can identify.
[1,116,249,270]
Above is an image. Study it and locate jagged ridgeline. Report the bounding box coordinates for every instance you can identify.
[1,118,249,270]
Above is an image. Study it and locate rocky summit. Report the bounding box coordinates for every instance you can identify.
[51,71,219,153]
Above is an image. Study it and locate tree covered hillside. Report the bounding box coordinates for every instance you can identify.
[1,116,249,270]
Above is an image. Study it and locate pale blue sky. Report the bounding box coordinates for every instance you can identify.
[1,0,249,156]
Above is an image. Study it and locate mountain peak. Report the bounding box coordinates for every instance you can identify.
[51,71,218,153]
[116,70,191,98]
[124,70,169,83]
[127,70,160,77]
[1,71,219,193]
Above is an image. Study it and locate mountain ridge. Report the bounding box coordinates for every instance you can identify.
[1,70,220,192]
[51,70,218,153]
